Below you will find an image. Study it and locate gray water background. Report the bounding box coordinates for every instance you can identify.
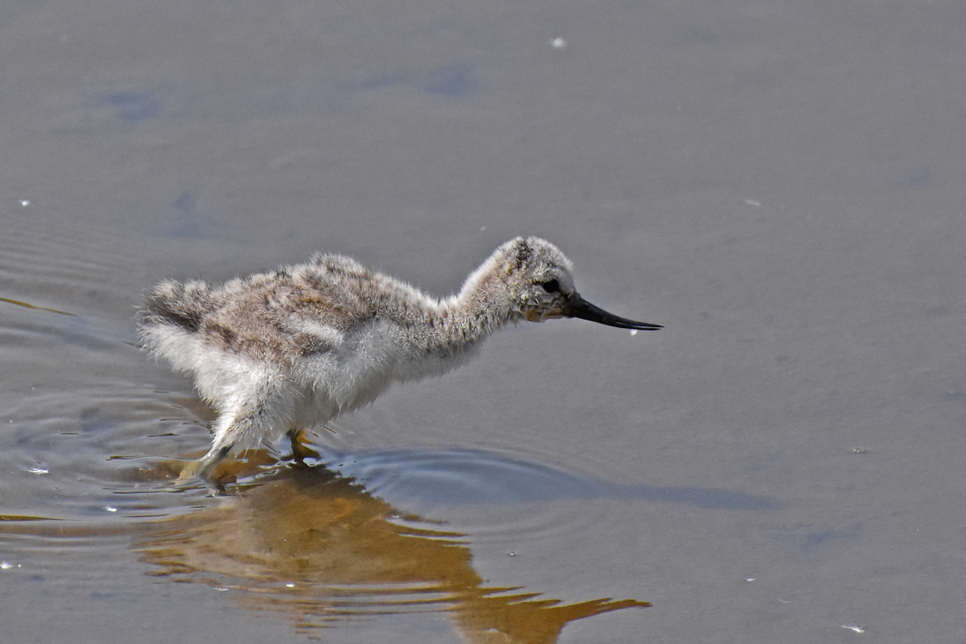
[2,1,965,642]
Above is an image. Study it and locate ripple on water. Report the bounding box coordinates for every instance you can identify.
[0,210,141,315]
[0,210,196,522]
[310,446,630,546]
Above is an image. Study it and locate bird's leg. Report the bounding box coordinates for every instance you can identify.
[179,377,293,480]
[177,444,232,480]
[288,428,319,465]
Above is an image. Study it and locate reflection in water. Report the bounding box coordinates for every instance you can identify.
[137,464,649,641]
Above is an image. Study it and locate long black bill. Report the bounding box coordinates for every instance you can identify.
[565,294,662,331]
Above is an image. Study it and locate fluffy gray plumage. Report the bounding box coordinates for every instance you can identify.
[139,237,660,479]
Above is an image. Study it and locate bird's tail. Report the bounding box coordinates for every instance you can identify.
[141,279,215,332]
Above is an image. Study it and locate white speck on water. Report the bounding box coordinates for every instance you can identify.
[744,199,761,207]
[630,329,638,336]
[285,582,295,588]
[550,37,567,49]
[24,467,49,475]
[746,577,755,582]
[842,623,865,634]
[1,561,13,570]
[105,506,117,513]
[20,199,31,207]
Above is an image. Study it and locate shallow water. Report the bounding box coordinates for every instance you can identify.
[3,1,966,642]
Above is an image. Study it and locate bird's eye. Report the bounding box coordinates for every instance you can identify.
[540,279,560,293]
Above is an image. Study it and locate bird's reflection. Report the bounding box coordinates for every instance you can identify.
[138,460,649,642]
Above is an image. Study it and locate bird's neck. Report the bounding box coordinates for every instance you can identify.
[421,281,517,351]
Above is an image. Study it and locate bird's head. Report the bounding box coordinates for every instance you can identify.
[475,237,662,331]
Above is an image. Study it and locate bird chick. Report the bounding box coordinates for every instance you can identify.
[139,237,661,479]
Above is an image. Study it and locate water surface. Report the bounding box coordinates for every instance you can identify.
[3,1,966,642]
